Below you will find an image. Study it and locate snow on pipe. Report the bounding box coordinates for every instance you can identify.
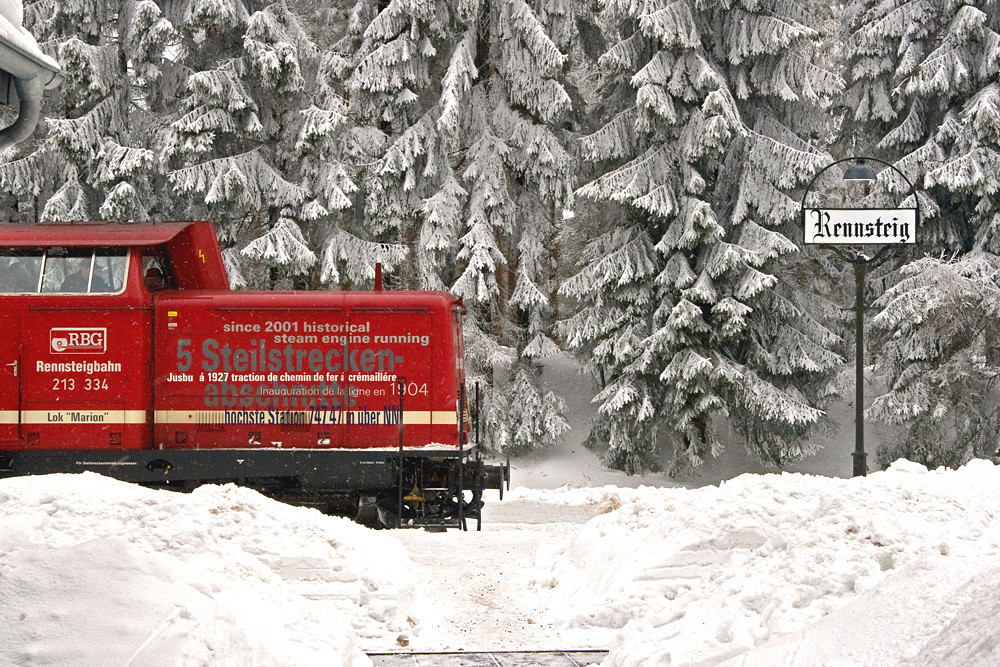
[0,2,62,150]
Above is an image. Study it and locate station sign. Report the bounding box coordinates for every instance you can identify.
[804,208,917,245]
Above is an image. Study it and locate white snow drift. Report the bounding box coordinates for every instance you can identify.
[3,460,1000,665]
[0,474,411,666]
[527,459,1000,666]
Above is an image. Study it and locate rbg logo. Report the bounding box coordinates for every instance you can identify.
[50,328,107,354]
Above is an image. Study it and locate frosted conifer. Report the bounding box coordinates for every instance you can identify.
[8,1,174,223]
[841,0,1000,250]
[843,0,1000,459]
[868,254,1000,467]
[161,1,316,286]
[562,0,844,473]
[18,1,378,291]
[338,0,574,453]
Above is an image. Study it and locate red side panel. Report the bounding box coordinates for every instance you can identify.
[18,306,152,449]
[165,222,229,291]
[152,291,462,451]
[0,307,19,443]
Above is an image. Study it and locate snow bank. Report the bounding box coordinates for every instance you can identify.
[7,461,1000,665]
[510,484,673,507]
[0,473,416,666]
[532,459,1000,666]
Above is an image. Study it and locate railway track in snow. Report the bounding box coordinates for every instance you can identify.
[367,650,608,665]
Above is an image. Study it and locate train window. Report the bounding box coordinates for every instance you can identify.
[40,247,127,294]
[141,251,171,292]
[94,247,127,292]
[0,247,43,293]
[42,248,92,293]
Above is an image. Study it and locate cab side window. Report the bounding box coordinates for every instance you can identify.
[43,248,96,292]
[141,251,171,292]
[0,248,43,293]
[94,247,127,292]
[40,247,128,294]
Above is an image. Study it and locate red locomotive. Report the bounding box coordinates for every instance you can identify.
[0,221,507,528]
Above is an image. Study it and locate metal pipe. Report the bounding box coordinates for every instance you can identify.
[854,261,867,476]
[0,75,43,150]
[0,20,63,150]
[396,377,404,529]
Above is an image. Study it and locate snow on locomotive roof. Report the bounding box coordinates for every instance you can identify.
[0,221,203,246]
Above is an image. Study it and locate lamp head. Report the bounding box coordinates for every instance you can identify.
[843,159,877,181]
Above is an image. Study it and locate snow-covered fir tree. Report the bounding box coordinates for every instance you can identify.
[454,0,575,454]
[6,1,173,223]
[840,0,1000,252]
[561,0,845,473]
[843,0,1000,461]
[868,254,1000,467]
[337,0,574,453]
[17,0,362,290]
[159,0,333,288]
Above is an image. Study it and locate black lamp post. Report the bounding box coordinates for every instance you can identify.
[800,157,919,477]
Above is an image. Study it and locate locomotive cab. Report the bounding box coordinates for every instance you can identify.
[0,222,507,529]
[0,222,226,452]
[0,243,151,450]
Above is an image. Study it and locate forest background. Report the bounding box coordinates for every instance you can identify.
[5,0,1000,475]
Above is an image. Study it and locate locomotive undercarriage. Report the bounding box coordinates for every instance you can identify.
[375,455,508,531]
[0,447,509,530]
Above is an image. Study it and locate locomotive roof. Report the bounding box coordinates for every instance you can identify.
[0,221,204,246]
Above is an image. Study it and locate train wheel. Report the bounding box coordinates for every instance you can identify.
[354,496,381,528]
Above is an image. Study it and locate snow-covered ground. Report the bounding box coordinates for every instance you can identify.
[4,462,1000,666]
[2,355,1000,665]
